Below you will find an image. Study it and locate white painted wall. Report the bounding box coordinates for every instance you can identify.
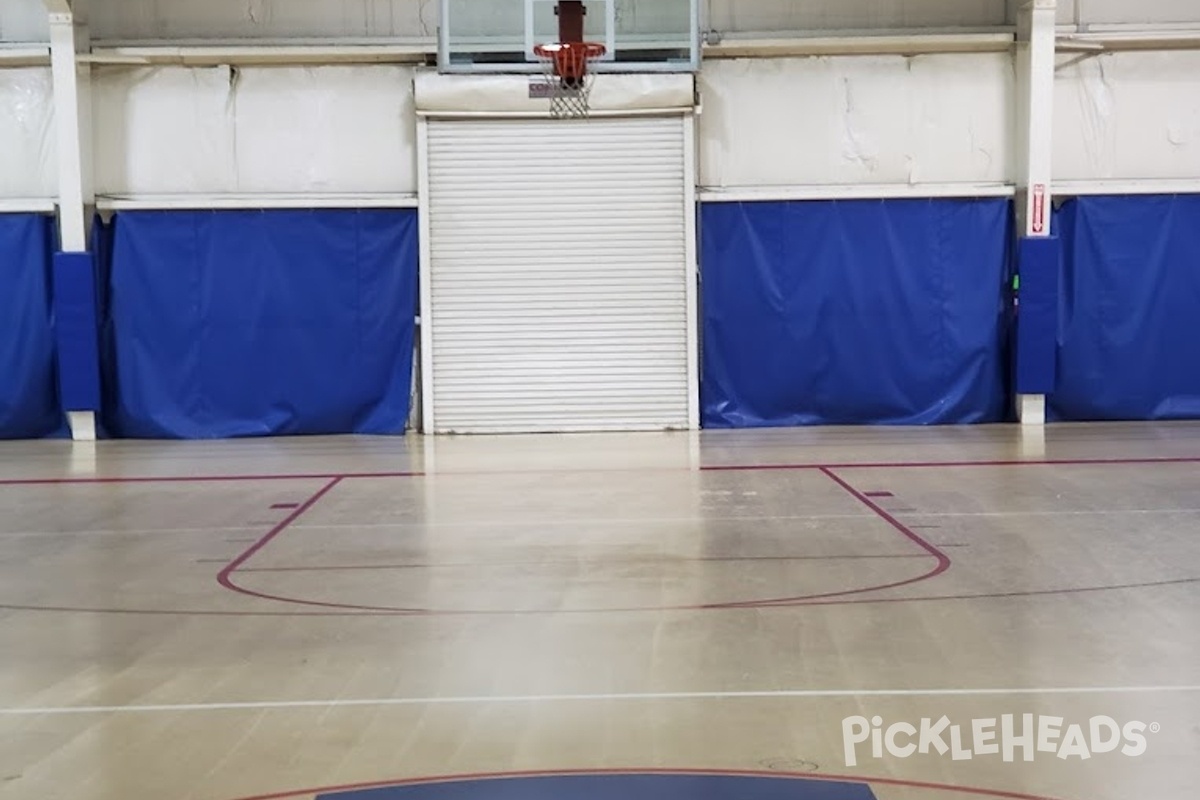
[699,55,1014,191]
[0,0,48,43]
[0,68,56,199]
[14,51,1198,202]
[92,65,417,196]
[8,0,1200,203]
[1054,51,1200,183]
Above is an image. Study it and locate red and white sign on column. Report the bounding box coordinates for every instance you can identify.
[1031,183,1047,235]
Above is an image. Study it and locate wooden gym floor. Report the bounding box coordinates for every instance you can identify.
[0,423,1197,800]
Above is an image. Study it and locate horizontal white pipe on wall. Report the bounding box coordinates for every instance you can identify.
[0,198,56,213]
[1055,179,1200,196]
[0,46,51,66]
[699,183,1017,202]
[702,32,1015,58]
[67,36,1200,69]
[83,44,431,66]
[76,33,1019,66]
[92,37,436,48]
[1077,22,1200,34]
[414,108,696,120]
[1056,30,1200,50]
[414,110,696,122]
[29,29,1199,72]
[96,193,419,210]
[42,183,1200,211]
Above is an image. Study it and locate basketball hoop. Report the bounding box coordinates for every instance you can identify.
[533,41,606,119]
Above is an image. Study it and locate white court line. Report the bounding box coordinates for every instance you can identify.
[0,516,873,538]
[3,686,1199,716]
[913,509,1200,518]
[289,514,874,529]
[289,508,1200,530]
[4,510,1197,538]
[0,526,266,538]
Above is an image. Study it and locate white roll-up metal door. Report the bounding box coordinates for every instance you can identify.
[421,115,696,434]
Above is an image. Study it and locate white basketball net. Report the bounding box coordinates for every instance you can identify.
[533,44,604,119]
[536,74,595,119]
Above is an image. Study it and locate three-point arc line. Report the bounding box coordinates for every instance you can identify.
[213,467,954,614]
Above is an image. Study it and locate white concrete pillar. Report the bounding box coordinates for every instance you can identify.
[47,0,98,442]
[1014,0,1057,426]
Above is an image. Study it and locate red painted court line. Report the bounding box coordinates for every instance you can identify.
[219,466,956,615]
[701,455,1200,472]
[215,478,422,614]
[0,455,1197,486]
[822,466,953,570]
[5,575,1197,618]
[789,576,1200,608]
[225,767,1073,800]
[712,467,952,609]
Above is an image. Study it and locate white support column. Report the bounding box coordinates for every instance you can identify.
[416,116,435,435]
[42,0,73,19]
[47,0,98,442]
[682,113,700,431]
[48,2,92,250]
[1014,0,1057,426]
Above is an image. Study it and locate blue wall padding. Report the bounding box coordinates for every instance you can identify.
[0,214,62,438]
[701,198,1012,427]
[98,209,418,438]
[53,251,102,412]
[1013,236,1060,394]
[319,774,877,800]
[1050,195,1200,420]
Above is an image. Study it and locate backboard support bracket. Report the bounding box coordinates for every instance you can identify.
[525,0,615,64]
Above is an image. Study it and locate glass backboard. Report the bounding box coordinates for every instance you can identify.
[440,0,699,73]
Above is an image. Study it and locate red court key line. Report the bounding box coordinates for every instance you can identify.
[214,477,419,614]
[821,466,952,567]
[717,467,953,609]
[214,468,956,615]
[4,574,1196,618]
